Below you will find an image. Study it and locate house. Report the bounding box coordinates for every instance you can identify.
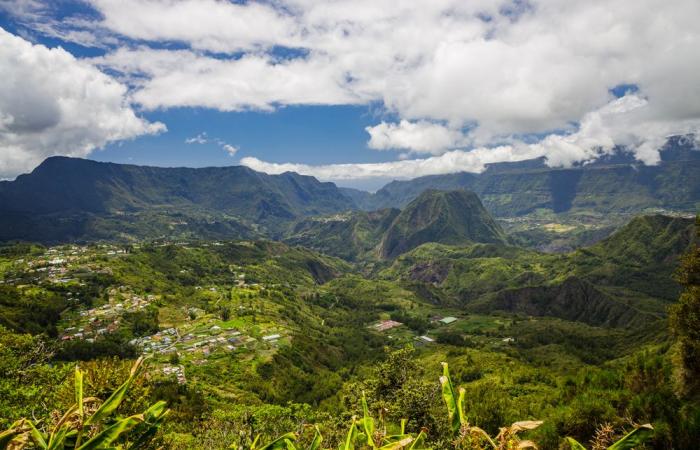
[419,335,435,343]
[262,334,281,341]
[373,320,403,332]
[440,316,458,325]
[502,337,515,343]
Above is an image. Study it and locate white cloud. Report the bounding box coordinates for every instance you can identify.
[89,0,297,53]
[243,94,700,181]
[81,0,700,167]
[4,0,700,180]
[222,144,238,157]
[184,131,238,156]
[0,28,165,179]
[241,144,538,181]
[185,132,208,145]
[95,48,365,111]
[366,120,466,155]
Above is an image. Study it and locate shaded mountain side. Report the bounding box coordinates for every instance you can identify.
[285,189,506,260]
[467,277,659,329]
[353,140,700,215]
[581,214,696,265]
[379,189,507,258]
[0,157,357,242]
[570,215,697,301]
[0,211,261,244]
[0,157,355,217]
[382,214,695,328]
[284,208,400,261]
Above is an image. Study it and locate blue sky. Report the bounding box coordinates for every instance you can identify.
[0,0,698,189]
[0,8,397,188]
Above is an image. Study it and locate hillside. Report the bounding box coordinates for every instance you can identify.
[285,190,507,260]
[378,189,507,258]
[284,208,400,261]
[382,214,696,328]
[0,213,697,448]
[0,157,357,242]
[354,141,700,216]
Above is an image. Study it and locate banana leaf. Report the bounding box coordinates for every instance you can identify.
[608,424,654,450]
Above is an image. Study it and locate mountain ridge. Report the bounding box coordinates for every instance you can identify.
[378,189,507,258]
[0,156,358,242]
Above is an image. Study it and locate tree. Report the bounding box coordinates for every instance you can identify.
[669,216,700,397]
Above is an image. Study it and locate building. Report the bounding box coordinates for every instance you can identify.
[373,320,403,332]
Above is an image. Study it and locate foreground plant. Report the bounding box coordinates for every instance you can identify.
[229,426,322,450]
[0,357,169,450]
[564,423,654,450]
[440,362,541,450]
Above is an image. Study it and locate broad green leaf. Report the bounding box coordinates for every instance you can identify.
[85,357,144,426]
[340,417,357,450]
[75,366,84,417]
[361,392,376,447]
[142,401,168,423]
[77,414,144,450]
[307,426,322,450]
[608,424,654,450]
[27,420,47,449]
[457,388,466,427]
[47,424,70,450]
[439,362,460,435]
[257,432,298,450]
[378,436,413,449]
[126,402,170,450]
[564,437,587,450]
[409,430,427,450]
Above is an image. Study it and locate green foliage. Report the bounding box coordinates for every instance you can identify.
[379,190,506,259]
[1,357,169,449]
[669,216,700,397]
[564,423,654,450]
[440,362,542,449]
[0,327,68,428]
[353,151,700,218]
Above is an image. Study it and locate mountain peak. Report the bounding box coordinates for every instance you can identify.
[378,189,506,258]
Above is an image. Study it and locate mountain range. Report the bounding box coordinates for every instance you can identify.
[286,189,506,260]
[347,138,700,215]
[0,137,697,244]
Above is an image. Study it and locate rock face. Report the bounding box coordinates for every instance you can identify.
[378,189,507,259]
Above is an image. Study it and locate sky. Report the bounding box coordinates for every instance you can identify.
[0,0,699,190]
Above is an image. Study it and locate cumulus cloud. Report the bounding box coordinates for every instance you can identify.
[94,48,365,111]
[79,0,700,166]
[366,120,466,155]
[241,144,538,181]
[4,0,700,180]
[243,94,700,181]
[89,0,297,52]
[0,28,165,179]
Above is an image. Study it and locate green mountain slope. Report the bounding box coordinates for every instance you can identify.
[378,189,507,258]
[382,214,696,328]
[0,157,357,242]
[284,208,400,261]
[354,140,700,216]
